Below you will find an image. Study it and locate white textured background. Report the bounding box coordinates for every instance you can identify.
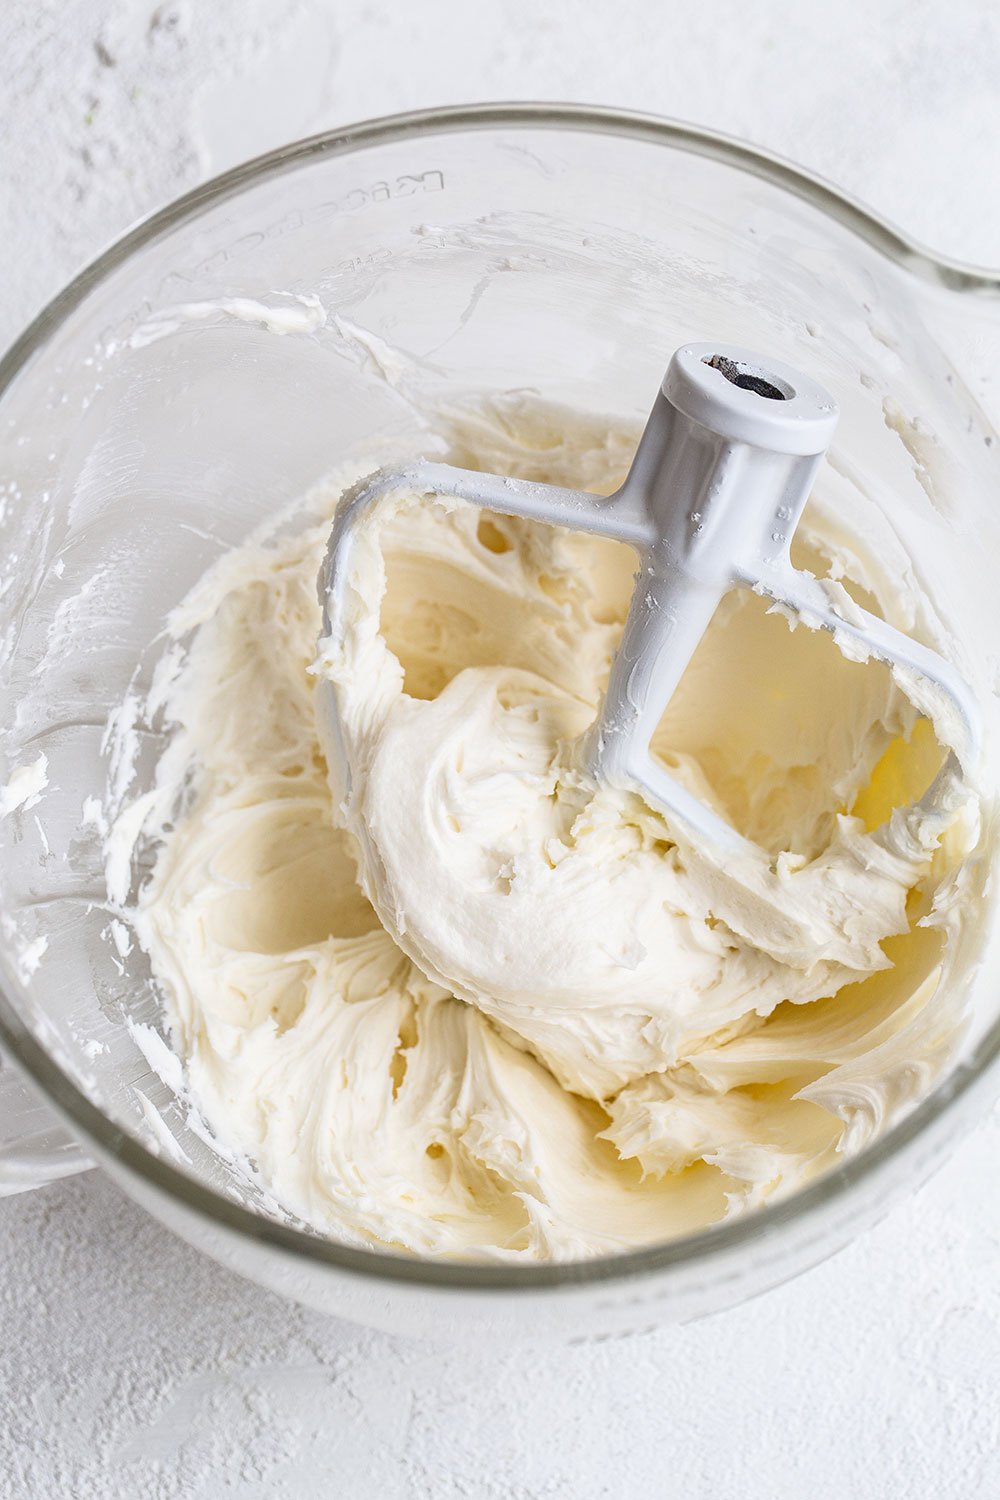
[3,2,1000,1496]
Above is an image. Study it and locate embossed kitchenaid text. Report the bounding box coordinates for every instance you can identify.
[324,170,445,215]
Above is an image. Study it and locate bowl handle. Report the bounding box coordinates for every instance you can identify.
[0,1049,93,1195]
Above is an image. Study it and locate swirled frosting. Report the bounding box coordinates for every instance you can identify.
[137,397,984,1260]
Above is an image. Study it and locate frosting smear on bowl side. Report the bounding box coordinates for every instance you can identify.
[134,398,984,1260]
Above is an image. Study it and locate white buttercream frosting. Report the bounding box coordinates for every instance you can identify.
[134,397,988,1260]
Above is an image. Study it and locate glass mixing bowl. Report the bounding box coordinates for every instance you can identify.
[2,105,999,1342]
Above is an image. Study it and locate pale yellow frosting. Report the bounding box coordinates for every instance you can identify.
[136,398,983,1260]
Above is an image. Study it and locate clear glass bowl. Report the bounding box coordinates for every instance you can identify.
[2,105,999,1342]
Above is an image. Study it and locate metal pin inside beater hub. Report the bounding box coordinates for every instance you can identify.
[318,343,980,854]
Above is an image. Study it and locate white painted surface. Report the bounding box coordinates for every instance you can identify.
[2,1,1000,1495]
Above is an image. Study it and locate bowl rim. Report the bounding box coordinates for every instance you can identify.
[2,101,998,1296]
